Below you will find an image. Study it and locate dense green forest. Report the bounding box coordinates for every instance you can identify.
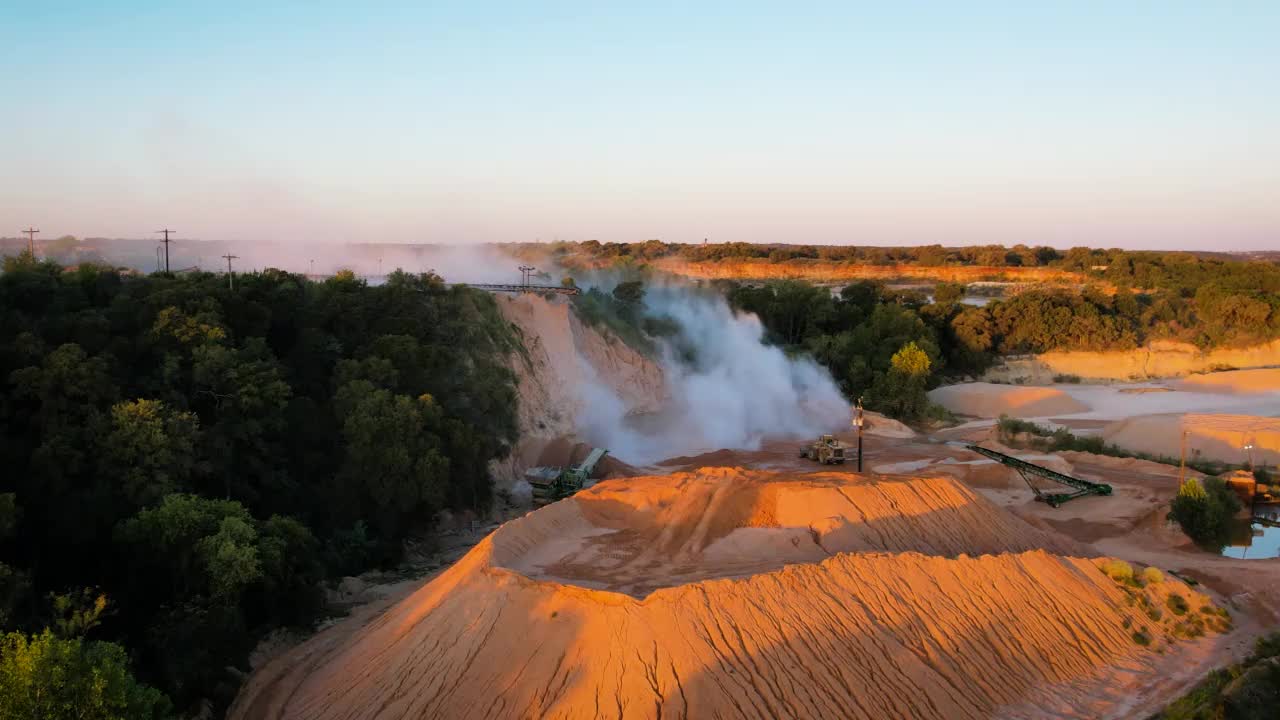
[724,276,1278,422]
[0,254,518,716]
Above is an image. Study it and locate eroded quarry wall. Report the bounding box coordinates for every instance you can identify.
[488,293,664,485]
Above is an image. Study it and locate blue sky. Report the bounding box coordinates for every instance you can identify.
[2,1,1277,249]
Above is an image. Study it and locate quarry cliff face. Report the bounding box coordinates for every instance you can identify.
[488,293,664,485]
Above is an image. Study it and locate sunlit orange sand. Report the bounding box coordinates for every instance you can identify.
[232,468,1225,720]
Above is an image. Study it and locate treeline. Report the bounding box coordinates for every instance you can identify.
[725,278,1278,421]
[538,239,1069,267]
[0,255,518,716]
[530,239,1280,295]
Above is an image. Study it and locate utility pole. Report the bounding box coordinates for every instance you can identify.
[519,265,536,289]
[222,253,239,290]
[854,397,865,472]
[21,227,39,256]
[156,229,175,273]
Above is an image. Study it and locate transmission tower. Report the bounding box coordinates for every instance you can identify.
[21,227,39,256]
[222,253,240,290]
[156,229,175,273]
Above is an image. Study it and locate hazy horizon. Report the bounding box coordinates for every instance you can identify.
[4,2,1277,250]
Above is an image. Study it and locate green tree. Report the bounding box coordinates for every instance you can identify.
[191,339,292,508]
[611,280,646,305]
[332,382,450,539]
[0,630,171,720]
[1168,477,1241,552]
[116,494,259,600]
[865,342,933,421]
[933,282,965,305]
[0,495,27,628]
[97,399,200,509]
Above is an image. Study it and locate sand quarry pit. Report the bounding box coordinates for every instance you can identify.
[231,468,1230,720]
[928,382,1090,418]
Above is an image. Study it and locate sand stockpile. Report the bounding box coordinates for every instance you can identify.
[862,409,916,438]
[929,382,1089,418]
[232,468,1225,720]
[1173,368,1280,395]
[1103,413,1280,466]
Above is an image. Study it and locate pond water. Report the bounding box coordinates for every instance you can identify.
[1221,505,1280,559]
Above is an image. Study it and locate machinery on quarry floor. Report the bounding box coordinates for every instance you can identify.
[965,444,1112,507]
[800,435,849,465]
[525,448,609,506]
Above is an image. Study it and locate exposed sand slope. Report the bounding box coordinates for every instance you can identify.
[232,469,1222,720]
[490,294,664,484]
[502,469,1083,596]
[1102,413,1280,466]
[982,340,1280,383]
[1173,368,1280,395]
[929,382,1089,418]
[861,409,916,438]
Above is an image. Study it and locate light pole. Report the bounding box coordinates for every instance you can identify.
[1179,429,1189,485]
[309,259,315,276]
[854,397,865,472]
[1245,443,1255,471]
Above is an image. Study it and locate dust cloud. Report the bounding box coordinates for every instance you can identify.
[577,282,849,464]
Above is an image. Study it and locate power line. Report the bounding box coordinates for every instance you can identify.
[221,253,240,290]
[21,227,39,256]
[156,229,176,274]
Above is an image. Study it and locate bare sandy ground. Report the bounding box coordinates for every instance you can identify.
[230,367,1280,720]
[982,339,1280,383]
[1102,413,1280,466]
[928,383,1089,418]
[230,468,1234,720]
[1173,368,1280,395]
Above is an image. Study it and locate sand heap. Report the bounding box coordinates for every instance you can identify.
[233,469,1224,720]
[928,382,1089,418]
[1103,413,1280,466]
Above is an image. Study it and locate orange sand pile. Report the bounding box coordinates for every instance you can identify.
[928,382,1089,418]
[1173,368,1280,395]
[1103,413,1280,466]
[232,469,1222,720]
